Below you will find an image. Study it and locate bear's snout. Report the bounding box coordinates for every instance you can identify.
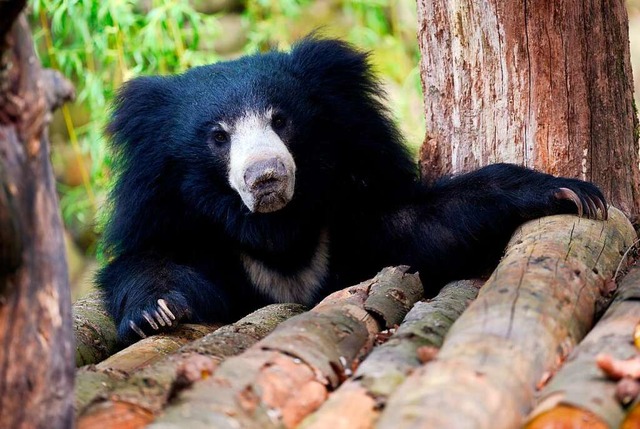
[243,157,294,213]
[244,158,288,192]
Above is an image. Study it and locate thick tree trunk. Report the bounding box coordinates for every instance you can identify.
[417,0,640,220]
[0,4,75,429]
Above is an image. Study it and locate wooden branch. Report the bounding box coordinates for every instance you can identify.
[376,209,636,429]
[74,291,119,366]
[299,279,481,429]
[42,69,75,112]
[148,266,422,429]
[95,325,217,373]
[77,303,306,428]
[525,265,640,428]
[363,267,425,328]
[76,324,218,414]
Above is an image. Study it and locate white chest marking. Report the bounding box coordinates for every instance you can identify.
[241,231,330,305]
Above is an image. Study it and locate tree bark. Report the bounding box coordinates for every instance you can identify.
[0,5,75,428]
[76,303,305,425]
[376,209,636,429]
[74,291,119,366]
[416,0,640,220]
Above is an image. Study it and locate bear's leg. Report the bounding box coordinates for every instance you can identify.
[96,254,230,344]
[370,163,607,294]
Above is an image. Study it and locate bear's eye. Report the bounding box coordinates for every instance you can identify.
[271,114,287,131]
[212,130,229,145]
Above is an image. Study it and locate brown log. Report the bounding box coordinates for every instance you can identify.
[77,303,306,428]
[525,265,640,428]
[74,291,119,366]
[416,0,640,220]
[96,324,216,373]
[0,8,75,429]
[148,266,423,429]
[299,279,481,429]
[376,208,636,429]
[76,323,217,414]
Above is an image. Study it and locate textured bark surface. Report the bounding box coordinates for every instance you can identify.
[148,267,422,429]
[76,303,305,427]
[0,6,75,429]
[93,324,217,374]
[416,0,640,220]
[525,265,640,428]
[376,209,636,429]
[299,279,481,429]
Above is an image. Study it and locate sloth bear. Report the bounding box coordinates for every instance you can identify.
[97,37,607,344]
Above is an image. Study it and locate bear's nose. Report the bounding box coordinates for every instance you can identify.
[244,158,288,192]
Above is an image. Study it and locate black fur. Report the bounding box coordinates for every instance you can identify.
[97,37,607,344]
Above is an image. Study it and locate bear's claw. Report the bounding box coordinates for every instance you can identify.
[554,187,608,221]
[129,320,147,339]
[158,298,176,322]
[127,298,182,340]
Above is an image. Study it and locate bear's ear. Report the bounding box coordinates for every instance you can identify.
[289,37,379,98]
[106,76,175,150]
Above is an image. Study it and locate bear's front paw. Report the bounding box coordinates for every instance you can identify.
[551,179,607,221]
[119,292,192,344]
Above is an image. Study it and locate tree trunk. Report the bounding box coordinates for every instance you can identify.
[0,3,75,428]
[416,0,640,221]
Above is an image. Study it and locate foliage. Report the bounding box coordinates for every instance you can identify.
[29,0,423,254]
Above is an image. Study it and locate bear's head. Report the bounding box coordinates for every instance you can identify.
[106,37,414,247]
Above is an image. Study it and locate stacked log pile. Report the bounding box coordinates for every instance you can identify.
[74,209,640,429]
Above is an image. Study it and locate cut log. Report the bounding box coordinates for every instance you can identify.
[77,303,306,428]
[525,265,640,428]
[94,324,216,373]
[76,324,217,413]
[148,266,423,429]
[299,279,481,429]
[376,208,636,429]
[74,291,118,366]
